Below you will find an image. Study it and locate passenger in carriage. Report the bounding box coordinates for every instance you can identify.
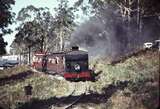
[42,56,48,72]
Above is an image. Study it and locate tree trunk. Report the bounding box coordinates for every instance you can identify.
[28,46,31,65]
[41,35,44,52]
[137,0,142,35]
[19,53,21,65]
[59,27,64,51]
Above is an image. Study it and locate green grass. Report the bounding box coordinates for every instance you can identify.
[0,50,159,109]
[87,50,159,109]
[0,66,30,79]
[89,50,159,92]
[0,73,70,109]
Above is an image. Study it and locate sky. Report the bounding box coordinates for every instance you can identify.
[4,0,87,53]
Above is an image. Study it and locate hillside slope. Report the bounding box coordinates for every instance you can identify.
[0,49,159,109]
[87,49,159,109]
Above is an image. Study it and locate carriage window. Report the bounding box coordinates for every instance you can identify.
[39,58,42,62]
[55,57,59,64]
[37,57,40,62]
[51,59,55,64]
[50,60,52,63]
[49,58,52,63]
[33,56,36,61]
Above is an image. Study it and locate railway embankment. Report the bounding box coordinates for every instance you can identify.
[0,49,159,109]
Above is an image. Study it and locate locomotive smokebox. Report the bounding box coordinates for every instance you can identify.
[72,46,79,51]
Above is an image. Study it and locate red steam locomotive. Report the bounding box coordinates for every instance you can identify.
[32,46,95,81]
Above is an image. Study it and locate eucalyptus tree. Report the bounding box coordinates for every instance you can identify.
[0,0,15,55]
[0,34,8,55]
[14,21,39,52]
[0,0,15,34]
[74,0,160,24]
[74,0,160,39]
[54,0,76,51]
[72,0,160,57]
[15,5,57,53]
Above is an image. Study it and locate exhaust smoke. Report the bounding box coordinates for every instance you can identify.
[71,5,160,61]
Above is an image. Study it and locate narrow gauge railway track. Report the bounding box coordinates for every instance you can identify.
[51,84,87,109]
[31,68,88,109]
[54,84,76,107]
[63,90,86,109]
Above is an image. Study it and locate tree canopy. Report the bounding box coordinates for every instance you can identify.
[54,0,76,50]
[12,6,56,53]
[11,0,160,55]
[0,0,15,34]
[0,0,15,55]
[12,0,76,53]
[0,34,7,55]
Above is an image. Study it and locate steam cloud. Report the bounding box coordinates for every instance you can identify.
[71,5,160,60]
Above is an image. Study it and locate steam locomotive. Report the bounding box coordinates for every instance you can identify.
[32,46,94,81]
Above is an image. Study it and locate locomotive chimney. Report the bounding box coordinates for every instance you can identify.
[72,46,79,51]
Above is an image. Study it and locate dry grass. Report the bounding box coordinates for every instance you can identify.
[0,50,159,109]
[0,65,30,79]
[0,66,70,109]
[89,50,159,92]
[88,50,159,109]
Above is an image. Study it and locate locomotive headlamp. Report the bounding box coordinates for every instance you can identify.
[74,64,80,71]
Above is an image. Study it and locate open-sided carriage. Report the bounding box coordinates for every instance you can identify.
[32,47,95,81]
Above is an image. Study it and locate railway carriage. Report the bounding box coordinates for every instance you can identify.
[32,46,94,81]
